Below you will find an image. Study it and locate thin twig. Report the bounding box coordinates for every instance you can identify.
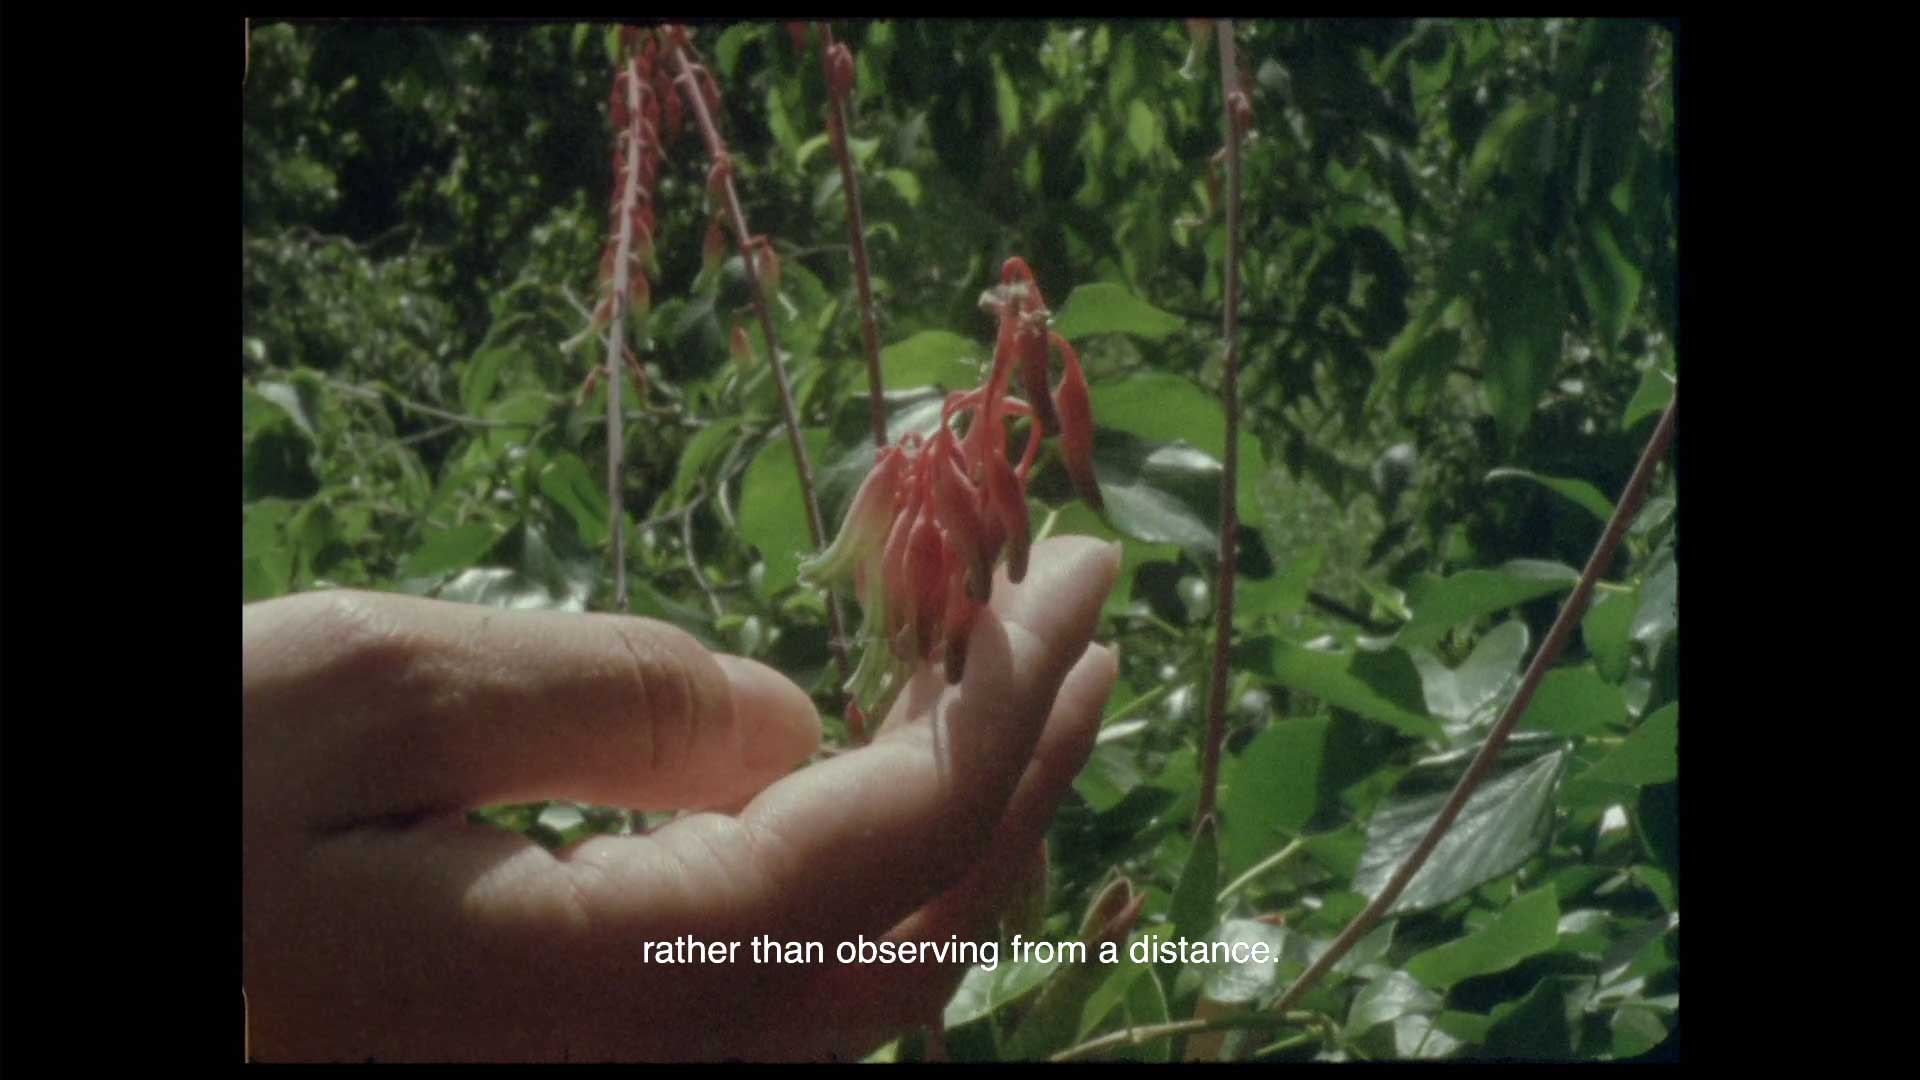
[319,377,523,429]
[669,30,856,698]
[1050,1010,1322,1063]
[1197,20,1246,834]
[601,44,649,613]
[1265,391,1678,1017]
[682,487,724,618]
[818,23,889,449]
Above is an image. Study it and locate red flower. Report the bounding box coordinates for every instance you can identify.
[801,257,1103,716]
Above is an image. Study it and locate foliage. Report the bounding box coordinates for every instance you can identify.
[243,18,1677,1061]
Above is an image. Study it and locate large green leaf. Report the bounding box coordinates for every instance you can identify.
[879,329,986,392]
[401,522,501,578]
[1090,430,1221,562]
[1354,750,1566,915]
[1405,885,1560,989]
[1236,637,1440,740]
[1411,620,1528,726]
[1519,665,1627,737]
[1485,467,1615,524]
[1052,282,1184,342]
[1399,561,1579,649]
[1221,718,1329,881]
[1563,703,1676,806]
[739,428,834,597]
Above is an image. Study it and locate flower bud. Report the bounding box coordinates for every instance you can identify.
[799,445,906,594]
[730,321,754,370]
[1051,332,1102,512]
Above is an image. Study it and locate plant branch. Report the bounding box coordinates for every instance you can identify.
[1197,19,1247,834]
[602,47,646,613]
[1050,1009,1322,1062]
[818,23,889,449]
[669,30,856,702]
[1265,390,1678,1017]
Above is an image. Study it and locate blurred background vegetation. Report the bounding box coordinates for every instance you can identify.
[243,19,1676,1061]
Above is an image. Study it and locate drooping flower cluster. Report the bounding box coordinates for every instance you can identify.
[801,257,1102,720]
[588,28,690,349]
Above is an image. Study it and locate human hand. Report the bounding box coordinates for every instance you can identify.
[243,536,1120,1061]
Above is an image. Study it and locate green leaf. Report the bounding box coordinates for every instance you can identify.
[1236,637,1441,739]
[254,380,318,441]
[671,417,744,505]
[401,522,501,578]
[1566,703,1676,803]
[881,168,923,208]
[1171,815,1220,944]
[1090,374,1264,521]
[1482,259,1567,445]
[1052,283,1185,342]
[484,389,551,454]
[1126,99,1160,157]
[878,330,984,392]
[1623,365,1675,430]
[1221,718,1329,881]
[1347,969,1444,1039]
[1405,886,1560,989]
[1575,214,1643,346]
[461,345,514,414]
[1236,544,1320,621]
[739,429,834,598]
[243,500,295,601]
[1077,956,1153,1041]
[1354,750,1566,915]
[1582,590,1636,684]
[1090,431,1221,562]
[1520,666,1627,736]
[1466,95,1550,193]
[1611,1004,1668,1059]
[537,451,608,547]
[1630,561,1677,647]
[1399,561,1580,650]
[942,957,1059,1029]
[1481,975,1590,1060]
[1485,467,1615,524]
[1411,620,1528,726]
[1114,962,1172,1061]
[1199,919,1291,1005]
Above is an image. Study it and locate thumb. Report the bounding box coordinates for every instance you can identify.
[243,591,820,826]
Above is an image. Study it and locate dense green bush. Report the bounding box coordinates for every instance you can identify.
[243,19,1676,1060]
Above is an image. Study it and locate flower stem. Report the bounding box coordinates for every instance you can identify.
[669,33,855,700]
[819,24,889,450]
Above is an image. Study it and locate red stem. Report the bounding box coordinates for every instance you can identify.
[668,33,856,702]
[818,24,889,450]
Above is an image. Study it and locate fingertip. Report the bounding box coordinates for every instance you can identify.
[714,654,820,773]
